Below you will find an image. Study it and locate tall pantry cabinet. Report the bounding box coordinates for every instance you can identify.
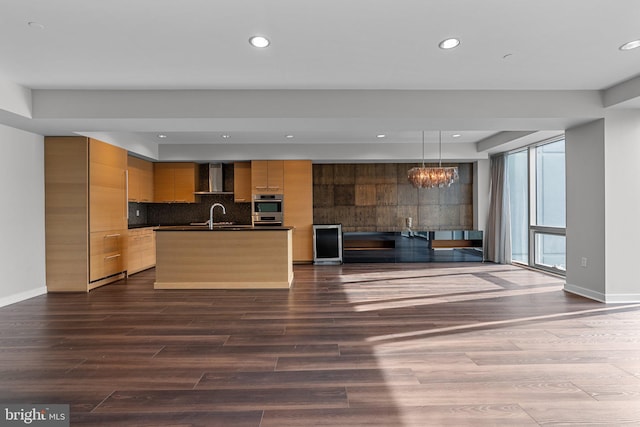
[45,137,128,292]
[283,160,313,263]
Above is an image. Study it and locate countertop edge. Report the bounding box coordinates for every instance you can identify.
[155,226,293,232]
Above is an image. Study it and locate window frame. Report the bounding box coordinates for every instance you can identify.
[508,135,566,275]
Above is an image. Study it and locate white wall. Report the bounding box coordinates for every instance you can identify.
[566,114,640,303]
[604,110,640,301]
[565,119,606,301]
[473,159,490,232]
[0,124,46,307]
[0,79,32,118]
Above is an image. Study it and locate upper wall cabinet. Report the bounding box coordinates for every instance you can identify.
[153,162,198,203]
[251,160,284,194]
[128,155,154,202]
[234,162,252,203]
[89,139,128,233]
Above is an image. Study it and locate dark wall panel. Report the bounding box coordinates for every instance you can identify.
[313,163,474,232]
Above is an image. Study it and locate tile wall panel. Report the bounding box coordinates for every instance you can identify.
[313,164,334,185]
[376,184,397,206]
[334,164,355,185]
[355,164,377,184]
[313,163,474,232]
[355,185,376,206]
[334,185,355,206]
[313,207,336,225]
[355,206,377,227]
[376,164,398,184]
[375,206,397,230]
[419,187,441,205]
[313,185,334,208]
[397,184,419,206]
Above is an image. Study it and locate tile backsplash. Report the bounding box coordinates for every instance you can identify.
[129,194,252,227]
[128,202,149,226]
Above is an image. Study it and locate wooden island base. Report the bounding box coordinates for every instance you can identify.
[154,227,293,289]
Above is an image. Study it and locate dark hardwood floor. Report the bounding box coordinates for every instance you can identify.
[2,263,640,426]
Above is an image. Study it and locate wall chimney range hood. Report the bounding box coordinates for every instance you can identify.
[194,163,232,194]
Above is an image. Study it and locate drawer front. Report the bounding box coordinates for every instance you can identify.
[127,228,156,273]
[90,230,126,282]
[139,230,156,268]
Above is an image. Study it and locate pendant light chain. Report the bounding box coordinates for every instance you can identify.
[438,131,442,167]
[422,131,425,167]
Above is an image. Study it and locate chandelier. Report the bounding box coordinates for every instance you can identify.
[407,131,459,189]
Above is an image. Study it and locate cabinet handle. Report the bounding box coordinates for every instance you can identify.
[125,170,129,220]
[104,234,121,238]
[105,254,121,260]
[255,186,268,190]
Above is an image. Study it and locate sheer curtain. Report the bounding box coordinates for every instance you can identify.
[485,154,512,264]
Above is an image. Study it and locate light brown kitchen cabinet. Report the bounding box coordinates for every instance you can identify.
[283,160,314,262]
[233,162,252,203]
[251,160,284,194]
[45,136,128,292]
[128,155,154,202]
[128,227,156,275]
[90,140,128,232]
[153,162,198,203]
[90,230,127,282]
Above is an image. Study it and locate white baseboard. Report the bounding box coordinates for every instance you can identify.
[0,286,47,308]
[564,283,640,303]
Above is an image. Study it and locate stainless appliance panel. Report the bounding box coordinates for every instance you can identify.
[252,194,284,226]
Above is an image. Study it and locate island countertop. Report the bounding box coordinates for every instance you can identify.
[155,225,293,232]
[154,227,293,289]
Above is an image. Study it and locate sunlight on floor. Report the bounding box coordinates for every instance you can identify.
[365,303,640,344]
[351,283,561,312]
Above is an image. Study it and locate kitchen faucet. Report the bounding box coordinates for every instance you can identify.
[209,203,226,230]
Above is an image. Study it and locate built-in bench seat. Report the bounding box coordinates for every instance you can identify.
[342,230,483,263]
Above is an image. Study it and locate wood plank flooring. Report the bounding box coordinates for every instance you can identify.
[1,263,640,426]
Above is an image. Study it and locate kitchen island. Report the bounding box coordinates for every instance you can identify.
[154,226,293,289]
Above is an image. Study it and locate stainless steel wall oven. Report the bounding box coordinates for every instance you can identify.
[252,194,284,226]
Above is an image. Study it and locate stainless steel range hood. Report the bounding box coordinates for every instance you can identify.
[194,163,232,194]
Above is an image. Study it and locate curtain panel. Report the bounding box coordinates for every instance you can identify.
[485,154,512,264]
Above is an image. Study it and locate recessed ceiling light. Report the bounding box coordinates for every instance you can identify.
[221,134,231,139]
[285,134,294,139]
[157,134,167,139]
[377,134,386,139]
[439,38,460,49]
[619,39,640,51]
[452,134,461,138]
[249,36,270,48]
[27,21,45,30]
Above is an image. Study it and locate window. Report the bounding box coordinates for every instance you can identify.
[507,150,528,264]
[506,138,566,274]
[535,140,566,228]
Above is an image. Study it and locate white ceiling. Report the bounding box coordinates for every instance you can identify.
[1,0,639,161]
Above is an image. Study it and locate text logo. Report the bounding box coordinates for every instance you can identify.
[1,405,69,427]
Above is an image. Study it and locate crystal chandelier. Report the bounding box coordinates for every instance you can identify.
[408,131,459,189]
